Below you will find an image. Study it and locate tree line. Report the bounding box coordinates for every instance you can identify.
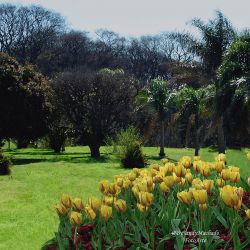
[0,3,249,158]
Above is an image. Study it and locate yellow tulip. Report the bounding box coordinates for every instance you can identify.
[173,173,181,183]
[199,165,211,177]
[220,185,243,210]
[192,178,204,190]
[99,180,110,194]
[178,178,186,186]
[229,171,240,183]
[215,161,225,173]
[165,163,175,173]
[128,172,137,181]
[137,203,148,213]
[55,203,68,216]
[132,186,140,197]
[69,211,82,225]
[174,164,186,177]
[218,153,226,162]
[180,156,192,168]
[246,209,250,219]
[193,160,202,172]
[133,168,140,176]
[103,196,116,206]
[116,177,123,187]
[228,166,240,172]
[193,156,200,161]
[85,206,96,221]
[160,182,169,193]
[163,176,178,187]
[146,177,154,191]
[61,194,72,208]
[138,191,154,207]
[203,180,214,194]
[72,198,84,211]
[216,178,225,187]
[100,205,112,220]
[114,199,127,213]
[88,197,101,211]
[192,189,207,204]
[108,183,121,196]
[123,178,132,189]
[185,173,193,184]
[199,203,208,211]
[221,169,231,181]
[150,164,160,171]
[177,191,192,205]
[161,158,169,164]
[159,166,168,175]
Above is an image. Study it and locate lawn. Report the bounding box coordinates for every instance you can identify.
[0,146,249,250]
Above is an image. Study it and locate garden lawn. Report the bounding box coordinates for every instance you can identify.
[0,146,249,250]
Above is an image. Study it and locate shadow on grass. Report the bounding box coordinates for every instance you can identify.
[5,149,119,165]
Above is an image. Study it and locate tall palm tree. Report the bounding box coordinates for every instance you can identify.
[176,85,214,156]
[138,79,176,157]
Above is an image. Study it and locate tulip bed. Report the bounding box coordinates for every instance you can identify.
[44,153,250,250]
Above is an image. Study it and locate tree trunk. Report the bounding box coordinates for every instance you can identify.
[159,120,165,157]
[194,114,200,156]
[218,116,226,154]
[89,145,100,158]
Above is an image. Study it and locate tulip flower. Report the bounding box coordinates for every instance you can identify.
[215,161,224,173]
[174,164,186,177]
[216,178,225,187]
[192,178,204,190]
[161,158,169,164]
[221,169,231,181]
[88,197,101,212]
[114,199,127,213]
[185,173,193,184]
[178,178,186,186]
[199,165,211,177]
[73,198,84,211]
[128,172,137,181]
[192,189,207,204]
[116,177,123,187]
[229,171,240,183]
[165,163,175,173]
[123,179,132,189]
[85,206,96,221]
[220,185,243,210]
[246,209,250,219]
[61,194,72,208]
[160,182,169,193]
[177,191,192,205]
[69,211,82,225]
[137,203,148,213]
[228,166,240,172]
[163,176,175,188]
[138,191,154,207]
[193,160,202,172]
[103,196,116,206]
[217,153,226,162]
[203,180,214,194]
[150,164,160,171]
[99,180,110,194]
[108,183,121,196]
[100,205,112,220]
[55,203,68,216]
[193,156,200,161]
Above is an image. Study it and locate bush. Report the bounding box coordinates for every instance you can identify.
[0,152,11,175]
[108,126,146,168]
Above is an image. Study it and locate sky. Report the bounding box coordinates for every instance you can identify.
[1,0,250,37]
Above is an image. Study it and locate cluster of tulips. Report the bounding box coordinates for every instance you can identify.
[46,153,250,250]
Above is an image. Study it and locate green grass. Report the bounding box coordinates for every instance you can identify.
[0,146,249,249]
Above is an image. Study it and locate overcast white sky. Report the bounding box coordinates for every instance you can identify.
[1,0,250,37]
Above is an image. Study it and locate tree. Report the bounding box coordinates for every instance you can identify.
[191,11,235,80]
[0,52,53,147]
[138,79,176,157]
[217,31,250,149]
[176,85,215,156]
[53,69,138,158]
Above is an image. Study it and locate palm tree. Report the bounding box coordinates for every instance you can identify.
[137,79,176,157]
[176,85,214,156]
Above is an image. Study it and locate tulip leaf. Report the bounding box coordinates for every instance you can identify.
[212,207,228,229]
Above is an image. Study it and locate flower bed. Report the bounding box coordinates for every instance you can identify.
[43,154,250,250]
